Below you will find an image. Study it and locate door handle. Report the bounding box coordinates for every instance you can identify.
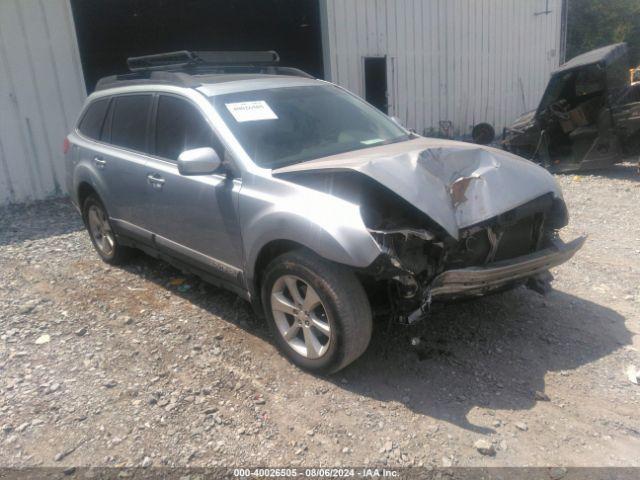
[93,157,106,169]
[147,173,166,189]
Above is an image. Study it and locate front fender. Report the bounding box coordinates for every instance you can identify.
[240,174,382,285]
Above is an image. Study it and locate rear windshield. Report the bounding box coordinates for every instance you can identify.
[210,85,409,169]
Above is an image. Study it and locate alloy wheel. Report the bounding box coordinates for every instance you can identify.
[87,205,115,257]
[270,275,331,359]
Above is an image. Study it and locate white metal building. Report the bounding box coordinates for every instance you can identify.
[321,0,566,137]
[0,0,86,206]
[0,0,565,206]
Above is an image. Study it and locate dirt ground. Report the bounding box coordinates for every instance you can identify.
[1,163,639,468]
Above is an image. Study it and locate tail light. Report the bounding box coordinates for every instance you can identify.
[63,137,71,155]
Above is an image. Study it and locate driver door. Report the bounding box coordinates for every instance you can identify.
[145,93,244,284]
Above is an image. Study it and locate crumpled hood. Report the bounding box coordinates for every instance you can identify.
[273,137,563,239]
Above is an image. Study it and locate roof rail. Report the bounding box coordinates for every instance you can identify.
[127,50,281,72]
[95,71,201,92]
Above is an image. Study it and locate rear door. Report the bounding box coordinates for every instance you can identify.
[144,93,244,282]
[99,94,155,238]
[74,97,110,196]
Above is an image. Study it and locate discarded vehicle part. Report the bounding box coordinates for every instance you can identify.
[439,120,454,138]
[503,43,640,172]
[472,123,496,145]
[631,66,640,86]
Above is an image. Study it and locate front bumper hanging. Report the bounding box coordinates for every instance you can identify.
[429,236,586,301]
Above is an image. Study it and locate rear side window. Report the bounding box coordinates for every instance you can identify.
[110,95,152,152]
[155,95,220,161]
[78,98,109,140]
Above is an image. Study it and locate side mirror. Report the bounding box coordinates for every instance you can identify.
[177,147,221,176]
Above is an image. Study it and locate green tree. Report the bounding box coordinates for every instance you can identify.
[567,0,640,66]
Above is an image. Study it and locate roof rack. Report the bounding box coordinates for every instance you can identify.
[127,50,281,72]
[95,50,314,91]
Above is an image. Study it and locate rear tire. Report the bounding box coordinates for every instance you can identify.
[261,249,372,374]
[82,194,132,265]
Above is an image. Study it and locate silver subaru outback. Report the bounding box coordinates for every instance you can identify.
[65,51,584,374]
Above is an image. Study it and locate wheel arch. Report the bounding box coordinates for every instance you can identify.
[71,158,111,208]
[248,239,310,315]
[78,181,98,210]
[243,209,381,281]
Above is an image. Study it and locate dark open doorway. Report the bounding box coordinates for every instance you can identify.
[364,57,388,113]
[70,0,324,92]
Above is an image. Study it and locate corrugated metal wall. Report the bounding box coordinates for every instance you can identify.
[322,0,563,137]
[0,0,562,205]
[0,0,86,206]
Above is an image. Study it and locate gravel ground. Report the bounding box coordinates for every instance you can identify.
[1,163,639,468]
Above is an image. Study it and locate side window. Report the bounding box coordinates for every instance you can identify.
[155,95,222,161]
[78,98,110,140]
[110,95,152,152]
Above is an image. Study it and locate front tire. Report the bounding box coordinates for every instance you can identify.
[261,250,372,374]
[82,194,132,265]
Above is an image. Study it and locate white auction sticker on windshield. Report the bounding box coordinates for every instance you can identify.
[225,101,278,122]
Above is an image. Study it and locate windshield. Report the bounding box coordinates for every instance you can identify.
[211,85,409,168]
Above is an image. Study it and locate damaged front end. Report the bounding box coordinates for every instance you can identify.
[365,192,584,323]
[274,138,585,324]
